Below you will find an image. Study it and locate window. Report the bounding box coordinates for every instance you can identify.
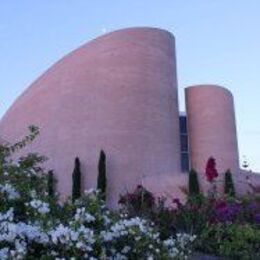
[179,115,190,172]
[180,134,188,151]
[179,116,187,133]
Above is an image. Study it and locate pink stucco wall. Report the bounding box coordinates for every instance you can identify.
[235,170,260,195]
[0,137,6,145]
[185,85,240,192]
[0,27,182,207]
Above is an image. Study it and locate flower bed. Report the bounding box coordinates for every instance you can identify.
[0,128,195,259]
[0,127,259,259]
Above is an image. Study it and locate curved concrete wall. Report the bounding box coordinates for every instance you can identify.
[185,85,239,191]
[0,27,181,207]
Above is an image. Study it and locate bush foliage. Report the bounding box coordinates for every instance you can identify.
[224,169,236,197]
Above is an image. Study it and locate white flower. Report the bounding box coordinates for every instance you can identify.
[74,207,95,223]
[76,241,85,249]
[49,224,71,244]
[103,215,111,226]
[0,184,20,200]
[84,188,96,195]
[163,233,196,258]
[121,246,131,254]
[29,190,37,198]
[101,231,113,242]
[28,199,50,214]
[0,247,9,260]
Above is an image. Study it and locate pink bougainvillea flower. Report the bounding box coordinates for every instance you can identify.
[172,198,182,208]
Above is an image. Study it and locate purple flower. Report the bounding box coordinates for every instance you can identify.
[214,200,241,222]
[173,198,182,208]
[247,201,258,211]
[254,213,260,224]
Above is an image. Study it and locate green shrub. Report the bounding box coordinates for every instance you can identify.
[97,150,107,201]
[224,169,236,197]
[48,171,55,198]
[188,169,200,196]
[72,157,81,202]
[199,223,260,258]
[172,195,214,236]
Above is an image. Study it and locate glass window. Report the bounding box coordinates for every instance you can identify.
[179,115,189,172]
[179,116,187,134]
[180,134,188,151]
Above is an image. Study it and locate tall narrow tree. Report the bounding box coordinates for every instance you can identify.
[188,169,200,196]
[224,170,236,197]
[97,150,107,201]
[47,170,55,198]
[72,157,81,202]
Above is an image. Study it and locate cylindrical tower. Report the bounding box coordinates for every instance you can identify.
[0,27,181,207]
[185,85,239,191]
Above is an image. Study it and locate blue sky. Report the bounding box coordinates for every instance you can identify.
[0,1,259,172]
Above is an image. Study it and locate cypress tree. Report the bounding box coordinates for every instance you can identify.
[97,150,107,201]
[47,170,55,198]
[72,157,81,202]
[224,170,236,197]
[189,169,200,196]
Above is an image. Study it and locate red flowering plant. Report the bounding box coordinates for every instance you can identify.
[205,157,219,199]
[118,185,155,217]
[205,157,218,182]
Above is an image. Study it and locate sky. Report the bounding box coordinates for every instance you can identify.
[0,1,259,172]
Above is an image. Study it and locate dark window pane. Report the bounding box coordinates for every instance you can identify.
[181,153,189,172]
[179,116,187,133]
[180,134,188,151]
